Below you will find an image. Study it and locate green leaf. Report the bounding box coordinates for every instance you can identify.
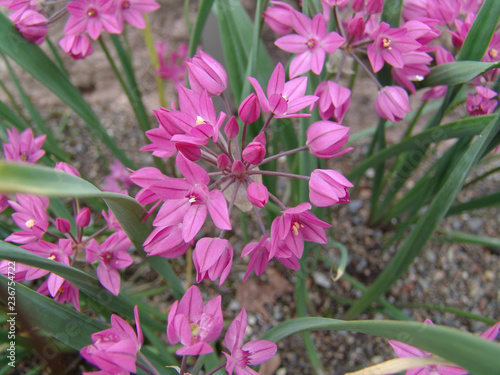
[0,12,133,168]
[456,0,500,61]
[345,111,500,319]
[188,0,216,57]
[420,61,500,88]
[381,0,403,27]
[262,318,500,375]
[0,162,184,299]
[447,190,500,216]
[434,229,500,249]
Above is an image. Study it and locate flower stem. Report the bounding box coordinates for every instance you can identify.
[205,362,226,375]
[260,145,308,164]
[180,355,188,375]
[138,351,161,375]
[349,52,383,89]
[248,169,310,181]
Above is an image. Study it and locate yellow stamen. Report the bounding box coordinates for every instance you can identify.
[25,219,35,228]
[490,49,498,58]
[291,221,301,236]
[189,196,197,203]
[190,323,200,336]
[382,37,391,50]
[48,255,56,261]
[87,9,96,17]
[196,116,205,126]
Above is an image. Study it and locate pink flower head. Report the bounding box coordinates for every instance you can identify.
[5,194,49,244]
[374,86,411,123]
[64,0,122,40]
[38,279,80,311]
[115,0,159,29]
[275,10,345,78]
[239,93,261,124]
[312,81,351,122]
[467,86,498,116]
[367,22,422,73]
[0,195,8,214]
[85,232,133,295]
[150,153,231,242]
[248,63,318,118]
[193,237,233,286]
[263,1,295,36]
[22,239,73,297]
[223,308,277,375]
[76,207,91,228]
[224,116,239,139]
[270,202,331,259]
[59,33,94,60]
[54,161,81,177]
[309,169,353,207]
[167,285,223,356]
[306,120,352,158]
[387,319,500,375]
[187,50,228,97]
[81,306,143,373]
[246,181,269,208]
[3,127,46,163]
[391,51,432,94]
[12,9,48,45]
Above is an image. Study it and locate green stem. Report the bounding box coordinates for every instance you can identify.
[143,15,167,108]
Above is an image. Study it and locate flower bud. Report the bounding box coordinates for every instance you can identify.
[59,33,94,60]
[175,142,201,161]
[347,16,365,39]
[193,237,233,286]
[246,182,269,208]
[238,93,261,124]
[374,86,411,123]
[309,169,353,207]
[232,160,245,175]
[186,51,227,96]
[224,116,239,139]
[76,208,91,228]
[56,218,71,234]
[217,154,230,170]
[12,10,48,45]
[242,133,266,165]
[306,121,352,158]
[263,1,294,35]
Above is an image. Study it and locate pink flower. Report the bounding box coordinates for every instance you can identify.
[466,86,498,117]
[5,194,49,244]
[309,169,353,207]
[391,51,432,94]
[102,159,133,192]
[38,279,80,311]
[3,127,46,163]
[239,93,261,124]
[0,195,8,214]
[388,319,500,375]
[150,154,231,242]
[154,39,188,92]
[312,81,351,122]
[76,207,91,228]
[12,9,48,45]
[246,181,269,208]
[54,161,81,177]
[275,10,344,78]
[224,116,239,139]
[81,306,143,373]
[85,232,133,295]
[248,63,318,118]
[115,0,159,29]
[223,308,277,375]
[186,50,228,96]
[306,120,352,158]
[143,224,190,258]
[167,285,223,356]
[374,86,411,123]
[270,202,331,259]
[22,239,73,297]
[367,22,421,73]
[64,0,122,40]
[263,1,295,36]
[193,237,233,286]
[59,33,94,60]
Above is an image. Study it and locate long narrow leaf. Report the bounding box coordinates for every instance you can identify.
[262,318,500,375]
[345,111,500,319]
[420,61,500,88]
[188,0,216,57]
[0,13,133,168]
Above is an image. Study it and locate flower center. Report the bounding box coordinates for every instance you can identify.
[291,221,302,235]
[87,8,98,17]
[103,252,113,264]
[307,38,318,50]
[196,116,206,126]
[189,195,197,203]
[490,48,498,58]
[121,0,130,9]
[25,219,35,228]
[190,323,200,336]
[48,254,56,261]
[382,37,392,50]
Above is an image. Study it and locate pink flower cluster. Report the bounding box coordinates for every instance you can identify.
[133,50,353,286]
[1,0,159,59]
[0,128,135,309]
[80,288,277,374]
[264,0,500,123]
